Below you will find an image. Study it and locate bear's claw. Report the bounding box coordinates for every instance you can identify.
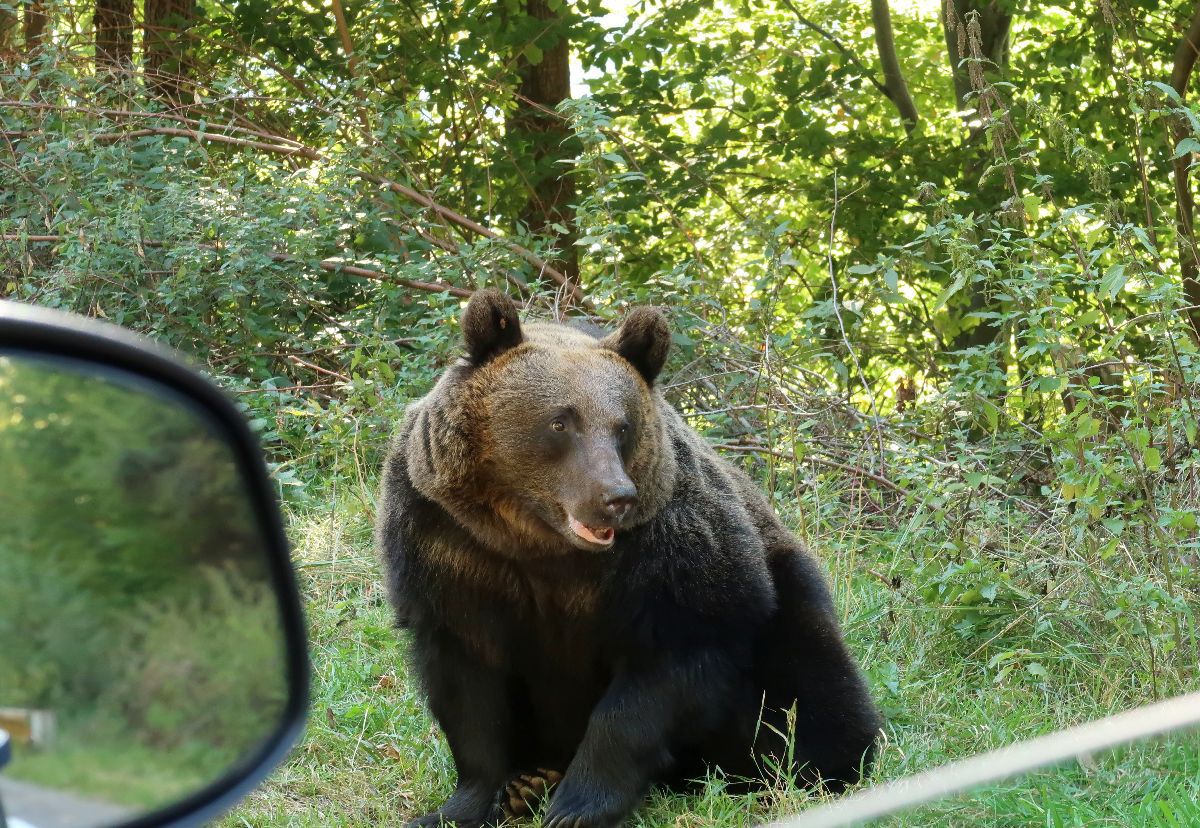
[499,767,563,820]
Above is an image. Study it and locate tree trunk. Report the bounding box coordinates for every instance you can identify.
[507,0,579,289]
[95,0,133,71]
[144,0,195,101]
[942,0,1011,114]
[24,1,49,54]
[944,0,1013,357]
[0,4,16,61]
[1170,1,1200,344]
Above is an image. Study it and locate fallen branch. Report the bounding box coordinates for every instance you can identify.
[353,168,577,302]
[261,251,473,298]
[714,442,909,497]
[233,384,336,398]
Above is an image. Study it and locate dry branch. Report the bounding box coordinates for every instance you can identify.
[0,234,474,298]
[715,442,909,496]
[0,99,308,146]
[285,353,351,382]
[92,126,315,156]
[260,251,473,298]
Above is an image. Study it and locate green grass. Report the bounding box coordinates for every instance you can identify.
[217,477,1199,827]
[8,733,221,809]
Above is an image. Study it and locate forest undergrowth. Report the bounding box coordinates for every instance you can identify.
[5,3,1200,822]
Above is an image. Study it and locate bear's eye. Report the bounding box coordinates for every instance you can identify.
[617,423,629,437]
[550,419,567,433]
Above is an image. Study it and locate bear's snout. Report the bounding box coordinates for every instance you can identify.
[568,433,638,530]
[563,468,638,548]
[600,485,638,522]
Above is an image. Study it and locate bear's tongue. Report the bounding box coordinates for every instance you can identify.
[568,514,615,547]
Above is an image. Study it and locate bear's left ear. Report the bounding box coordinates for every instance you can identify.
[602,306,670,385]
[461,289,523,365]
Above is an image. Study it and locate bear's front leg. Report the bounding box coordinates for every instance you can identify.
[408,629,515,828]
[543,650,739,828]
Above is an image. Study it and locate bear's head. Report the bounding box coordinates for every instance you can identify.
[408,290,678,556]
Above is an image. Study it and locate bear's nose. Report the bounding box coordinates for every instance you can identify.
[602,486,638,521]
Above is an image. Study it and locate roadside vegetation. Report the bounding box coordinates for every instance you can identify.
[3,0,1199,824]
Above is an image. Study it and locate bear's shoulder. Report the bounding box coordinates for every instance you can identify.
[610,417,778,625]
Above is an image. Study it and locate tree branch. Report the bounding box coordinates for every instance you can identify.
[329,0,358,77]
[870,0,919,134]
[0,100,307,147]
[777,0,891,101]
[942,0,1011,130]
[715,443,909,496]
[0,234,475,298]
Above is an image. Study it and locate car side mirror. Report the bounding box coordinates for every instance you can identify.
[0,301,309,828]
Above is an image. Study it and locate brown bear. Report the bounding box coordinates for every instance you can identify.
[376,290,880,828]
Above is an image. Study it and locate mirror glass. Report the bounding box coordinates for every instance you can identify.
[0,354,290,827]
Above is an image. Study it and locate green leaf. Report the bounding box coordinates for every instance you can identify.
[932,271,968,312]
[1148,80,1183,104]
[1173,137,1200,159]
[1143,447,1162,470]
[982,398,1000,432]
[1021,193,1042,221]
[1098,263,1126,298]
[1075,414,1099,439]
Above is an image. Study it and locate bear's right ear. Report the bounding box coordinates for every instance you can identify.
[461,289,523,365]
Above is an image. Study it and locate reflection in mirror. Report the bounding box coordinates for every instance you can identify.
[0,354,289,827]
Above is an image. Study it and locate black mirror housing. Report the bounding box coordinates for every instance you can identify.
[0,300,309,828]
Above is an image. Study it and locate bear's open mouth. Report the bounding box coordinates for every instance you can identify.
[567,514,616,547]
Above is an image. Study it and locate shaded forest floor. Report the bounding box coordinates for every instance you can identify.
[217,473,1200,828]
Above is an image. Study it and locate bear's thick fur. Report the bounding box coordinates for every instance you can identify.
[376,291,880,828]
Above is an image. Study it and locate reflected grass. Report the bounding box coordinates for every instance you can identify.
[8,736,215,809]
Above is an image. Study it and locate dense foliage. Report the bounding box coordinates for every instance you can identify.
[2,0,1200,822]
